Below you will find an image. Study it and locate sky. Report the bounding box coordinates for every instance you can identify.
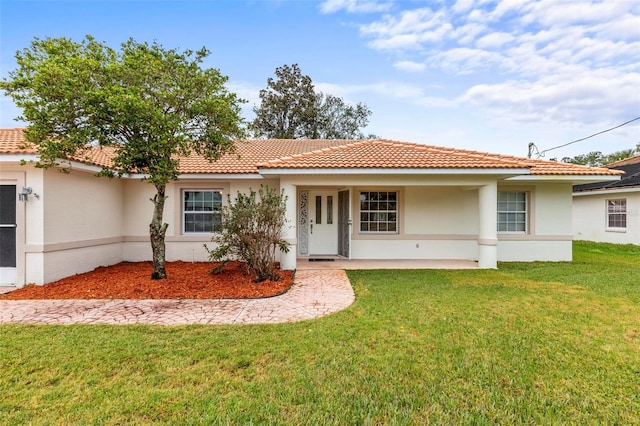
[1,0,639,160]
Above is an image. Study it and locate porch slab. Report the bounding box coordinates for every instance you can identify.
[0,286,16,294]
[296,258,479,270]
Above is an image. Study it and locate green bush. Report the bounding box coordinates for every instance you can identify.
[206,185,289,282]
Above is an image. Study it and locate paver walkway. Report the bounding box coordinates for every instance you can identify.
[0,270,354,325]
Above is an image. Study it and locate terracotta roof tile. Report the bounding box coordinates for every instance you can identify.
[0,128,37,154]
[258,139,621,176]
[0,128,622,176]
[605,155,640,167]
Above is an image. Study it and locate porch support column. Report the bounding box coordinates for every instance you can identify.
[478,182,498,269]
[280,179,297,270]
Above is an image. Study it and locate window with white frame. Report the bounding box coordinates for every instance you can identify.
[497,191,527,233]
[607,199,626,229]
[359,191,398,233]
[183,190,222,233]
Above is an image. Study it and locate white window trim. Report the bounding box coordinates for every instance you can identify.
[182,189,223,235]
[497,191,528,234]
[605,198,627,231]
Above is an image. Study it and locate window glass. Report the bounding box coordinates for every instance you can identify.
[497,192,527,233]
[359,191,398,233]
[315,196,322,224]
[183,190,222,233]
[607,199,626,228]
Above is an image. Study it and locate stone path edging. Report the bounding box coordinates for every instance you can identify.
[0,270,354,325]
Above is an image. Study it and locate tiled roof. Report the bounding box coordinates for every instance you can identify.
[0,128,622,176]
[0,128,37,154]
[605,155,640,167]
[258,139,620,176]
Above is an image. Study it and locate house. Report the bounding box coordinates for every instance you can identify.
[573,155,640,245]
[0,128,621,287]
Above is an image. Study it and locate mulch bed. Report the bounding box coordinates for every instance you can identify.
[0,261,294,300]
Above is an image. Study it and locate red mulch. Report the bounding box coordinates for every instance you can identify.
[0,261,294,300]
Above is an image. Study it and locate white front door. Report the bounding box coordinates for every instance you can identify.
[0,185,17,285]
[309,190,338,255]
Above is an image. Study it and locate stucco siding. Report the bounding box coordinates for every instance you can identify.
[573,190,640,245]
[43,169,123,244]
[351,239,478,260]
[497,240,572,261]
[42,243,123,284]
[534,183,573,235]
[404,187,478,235]
[120,178,280,263]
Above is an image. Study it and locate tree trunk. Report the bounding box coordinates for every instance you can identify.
[150,184,168,280]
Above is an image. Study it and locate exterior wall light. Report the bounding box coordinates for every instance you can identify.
[18,187,39,202]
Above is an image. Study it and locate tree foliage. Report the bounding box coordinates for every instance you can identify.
[1,36,246,280]
[251,63,375,139]
[561,146,640,167]
[206,186,289,283]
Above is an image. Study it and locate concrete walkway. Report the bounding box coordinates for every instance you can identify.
[0,270,354,326]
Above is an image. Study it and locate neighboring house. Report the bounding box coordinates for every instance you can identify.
[0,128,621,287]
[573,155,640,245]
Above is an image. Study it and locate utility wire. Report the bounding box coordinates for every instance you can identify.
[536,116,640,158]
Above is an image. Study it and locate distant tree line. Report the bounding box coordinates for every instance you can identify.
[561,145,640,167]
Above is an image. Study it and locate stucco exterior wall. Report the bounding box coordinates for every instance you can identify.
[37,169,125,284]
[349,185,480,260]
[403,186,479,235]
[120,178,279,263]
[496,183,574,262]
[43,169,123,244]
[573,190,640,245]
[2,161,582,285]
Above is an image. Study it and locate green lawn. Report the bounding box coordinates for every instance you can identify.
[1,241,639,425]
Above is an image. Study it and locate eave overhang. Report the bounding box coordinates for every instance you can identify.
[258,167,532,177]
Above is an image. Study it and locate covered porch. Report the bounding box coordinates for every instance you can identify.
[274,174,504,272]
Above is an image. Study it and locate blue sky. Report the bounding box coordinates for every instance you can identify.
[1,0,639,159]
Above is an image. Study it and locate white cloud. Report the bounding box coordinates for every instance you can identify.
[360,8,454,50]
[475,32,514,49]
[459,70,640,125]
[350,1,640,128]
[452,0,474,15]
[393,60,426,72]
[316,80,455,108]
[319,0,392,14]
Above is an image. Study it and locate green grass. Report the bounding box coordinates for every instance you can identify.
[1,241,639,424]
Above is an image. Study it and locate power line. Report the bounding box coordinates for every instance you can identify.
[536,116,640,158]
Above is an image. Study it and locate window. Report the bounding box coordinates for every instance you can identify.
[359,191,398,233]
[183,190,222,233]
[497,192,527,233]
[607,199,626,228]
[315,195,322,224]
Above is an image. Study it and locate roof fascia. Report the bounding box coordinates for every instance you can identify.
[0,154,39,163]
[573,186,640,196]
[0,155,107,175]
[506,175,620,183]
[258,167,531,176]
[125,173,265,180]
[176,173,265,180]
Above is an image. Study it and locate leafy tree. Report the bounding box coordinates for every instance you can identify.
[314,93,375,139]
[562,146,639,166]
[252,63,375,139]
[206,185,289,282]
[1,36,246,280]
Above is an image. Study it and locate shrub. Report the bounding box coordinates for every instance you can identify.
[205,185,290,282]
